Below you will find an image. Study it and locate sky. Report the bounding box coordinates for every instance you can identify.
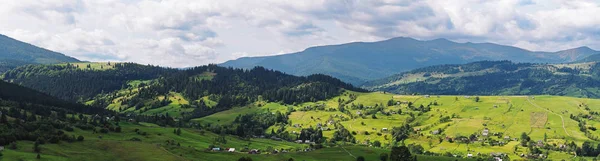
[1,0,599,67]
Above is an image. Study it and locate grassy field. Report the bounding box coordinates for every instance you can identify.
[1,121,462,161]
[189,91,600,160]
[66,90,600,160]
[60,62,119,70]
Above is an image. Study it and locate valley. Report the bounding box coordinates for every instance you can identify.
[2,36,600,161]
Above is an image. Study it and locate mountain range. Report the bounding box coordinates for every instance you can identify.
[221,37,600,85]
[362,60,600,98]
[0,34,80,72]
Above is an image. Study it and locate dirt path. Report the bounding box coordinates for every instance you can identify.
[527,98,570,136]
[341,146,356,159]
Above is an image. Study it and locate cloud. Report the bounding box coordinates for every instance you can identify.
[1,0,600,67]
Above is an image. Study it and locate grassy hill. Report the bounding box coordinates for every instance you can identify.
[195,91,600,160]
[1,121,477,161]
[362,61,600,98]
[0,34,80,73]
[221,37,598,85]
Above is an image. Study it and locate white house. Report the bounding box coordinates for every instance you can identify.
[228,148,235,152]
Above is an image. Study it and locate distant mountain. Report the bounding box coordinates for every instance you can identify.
[0,34,80,72]
[572,47,600,63]
[362,61,600,98]
[221,37,598,85]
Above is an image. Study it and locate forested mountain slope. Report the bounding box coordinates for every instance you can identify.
[2,63,364,120]
[222,37,598,85]
[0,34,80,73]
[363,61,600,98]
[2,62,174,102]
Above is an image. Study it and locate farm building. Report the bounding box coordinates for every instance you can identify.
[248,149,260,154]
[482,128,489,136]
[431,130,440,135]
[504,136,510,140]
[382,128,388,131]
[228,148,235,152]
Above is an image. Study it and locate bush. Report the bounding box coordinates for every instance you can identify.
[64,126,74,132]
[356,156,365,161]
[99,128,109,133]
[77,135,85,141]
[238,157,253,161]
[129,137,142,141]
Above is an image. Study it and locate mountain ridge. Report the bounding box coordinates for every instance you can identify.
[0,34,80,72]
[221,37,598,85]
[362,60,600,98]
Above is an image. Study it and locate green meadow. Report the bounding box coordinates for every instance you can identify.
[186,91,600,160]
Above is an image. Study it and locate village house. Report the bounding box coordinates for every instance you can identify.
[228,148,235,152]
[482,128,489,137]
[248,149,260,154]
[537,140,544,147]
[382,128,388,132]
[504,136,510,140]
[431,130,440,135]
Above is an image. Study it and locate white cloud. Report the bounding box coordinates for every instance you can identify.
[1,0,600,67]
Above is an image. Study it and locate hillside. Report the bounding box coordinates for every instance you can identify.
[0,34,80,73]
[193,91,600,160]
[221,37,598,85]
[574,53,600,63]
[2,62,175,102]
[362,61,600,98]
[2,63,363,120]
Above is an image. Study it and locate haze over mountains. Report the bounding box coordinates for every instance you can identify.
[0,34,80,72]
[222,37,600,85]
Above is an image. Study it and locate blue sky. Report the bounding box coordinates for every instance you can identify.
[1,0,599,67]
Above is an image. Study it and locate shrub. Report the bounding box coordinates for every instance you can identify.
[77,135,85,141]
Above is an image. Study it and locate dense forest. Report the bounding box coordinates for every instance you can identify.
[363,61,600,98]
[2,63,176,102]
[100,65,364,119]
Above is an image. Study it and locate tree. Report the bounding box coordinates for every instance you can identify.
[238,157,253,161]
[356,156,365,161]
[390,146,415,161]
[520,132,530,147]
[37,153,41,159]
[9,142,17,150]
[475,96,480,102]
[379,153,388,161]
[33,141,41,153]
[373,140,382,147]
[176,128,182,136]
